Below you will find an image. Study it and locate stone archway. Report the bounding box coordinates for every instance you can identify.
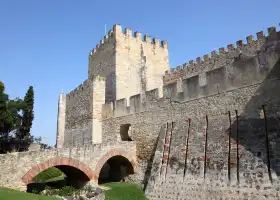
[93,149,137,183]
[22,156,94,185]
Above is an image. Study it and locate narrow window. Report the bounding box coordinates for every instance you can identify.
[120,124,132,141]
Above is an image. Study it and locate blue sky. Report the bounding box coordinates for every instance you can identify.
[0,0,279,146]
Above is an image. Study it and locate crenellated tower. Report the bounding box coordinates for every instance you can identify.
[88,24,170,105]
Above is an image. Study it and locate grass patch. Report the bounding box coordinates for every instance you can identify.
[33,167,64,183]
[0,188,60,200]
[102,182,148,200]
[0,182,148,200]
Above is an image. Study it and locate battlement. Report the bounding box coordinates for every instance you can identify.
[102,24,280,119]
[163,24,280,85]
[89,29,115,58]
[66,75,105,103]
[89,24,168,57]
[113,24,168,48]
[102,88,164,119]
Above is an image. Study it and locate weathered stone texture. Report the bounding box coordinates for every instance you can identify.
[100,26,280,198]
[114,24,169,101]
[56,93,66,148]
[88,34,116,102]
[53,24,280,199]
[62,76,105,147]
[0,142,136,191]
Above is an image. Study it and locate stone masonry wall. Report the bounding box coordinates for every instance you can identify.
[0,142,136,191]
[88,24,169,104]
[163,27,278,85]
[145,116,280,200]
[114,24,169,102]
[88,31,116,102]
[56,93,66,148]
[63,76,105,147]
[101,25,280,192]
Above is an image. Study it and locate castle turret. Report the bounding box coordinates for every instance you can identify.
[91,75,106,144]
[56,92,66,148]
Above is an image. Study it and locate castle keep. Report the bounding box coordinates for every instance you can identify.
[56,24,169,148]
[54,24,280,199]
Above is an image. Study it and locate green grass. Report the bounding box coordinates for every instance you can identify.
[33,167,64,183]
[102,182,148,200]
[0,182,148,200]
[0,188,60,200]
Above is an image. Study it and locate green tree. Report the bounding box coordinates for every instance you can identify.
[17,86,34,149]
[0,81,11,135]
[0,82,23,135]
[0,81,24,152]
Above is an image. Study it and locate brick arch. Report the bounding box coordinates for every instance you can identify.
[92,149,137,182]
[21,156,94,185]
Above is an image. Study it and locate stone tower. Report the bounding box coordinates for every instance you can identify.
[88,24,170,105]
[56,24,170,148]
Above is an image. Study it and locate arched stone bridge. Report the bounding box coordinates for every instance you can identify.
[0,141,136,191]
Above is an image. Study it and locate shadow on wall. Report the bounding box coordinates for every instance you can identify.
[195,37,280,181]
[145,30,280,187]
[228,50,280,178]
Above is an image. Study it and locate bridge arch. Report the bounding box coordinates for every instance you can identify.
[93,149,137,183]
[21,156,94,185]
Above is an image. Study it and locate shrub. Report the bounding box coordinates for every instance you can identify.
[42,186,82,197]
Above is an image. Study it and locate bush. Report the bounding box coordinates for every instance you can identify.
[42,186,82,197]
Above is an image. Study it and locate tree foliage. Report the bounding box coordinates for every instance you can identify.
[0,81,52,153]
[18,86,34,140]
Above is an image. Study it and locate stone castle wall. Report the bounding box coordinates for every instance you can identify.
[100,26,280,191]
[62,76,105,147]
[145,111,280,200]
[113,24,169,102]
[56,23,280,198]
[102,26,280,118]
[162,27,278,85]
[59,24,170,148]
[88,31,116,102]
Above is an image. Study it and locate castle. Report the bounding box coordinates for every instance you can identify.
[56,24,169,147]
[55,23,280,199]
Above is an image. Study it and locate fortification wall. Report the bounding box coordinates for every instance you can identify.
[113,24,169,102]
[88,30,116,102]
[64,76,105,147]
[102,25,280,119]
[101,24,280,190]
[145,118,280,200]
[163,26,279,85]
